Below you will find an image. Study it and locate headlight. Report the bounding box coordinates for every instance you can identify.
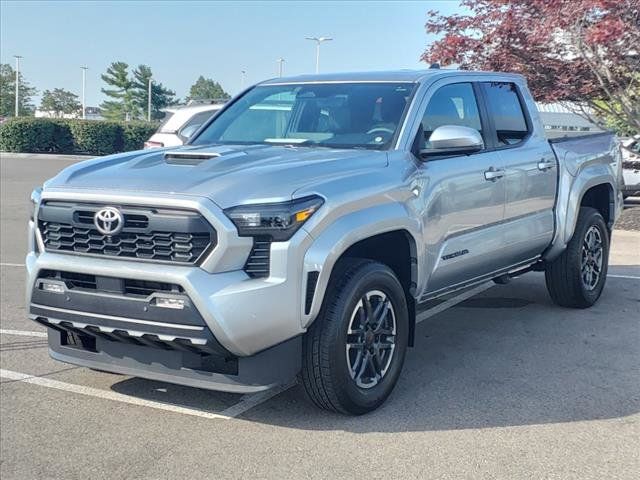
[224,195,324,241]
[30,187,42,221]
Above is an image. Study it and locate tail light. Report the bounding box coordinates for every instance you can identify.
[144,141,164,149]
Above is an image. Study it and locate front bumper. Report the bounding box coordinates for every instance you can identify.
[26,253,304,393]
[26,190,316,392]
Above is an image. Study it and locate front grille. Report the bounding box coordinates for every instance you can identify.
[39,270,184,296]
[38,202,216,265]
[42,270,98,290]
[244,237,271,278]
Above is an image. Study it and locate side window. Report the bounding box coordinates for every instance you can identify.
[481,82,529,146]
[420,83,482,148]
[179,110,217,139]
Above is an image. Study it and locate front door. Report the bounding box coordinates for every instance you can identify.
[414,82,506,299]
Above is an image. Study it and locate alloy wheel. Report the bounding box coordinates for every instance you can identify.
[581,225,604,291]
[345,290,397,389]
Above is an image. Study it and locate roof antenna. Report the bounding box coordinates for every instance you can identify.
[429,63,440,69]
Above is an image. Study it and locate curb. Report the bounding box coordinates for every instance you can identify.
[0,152,94,161]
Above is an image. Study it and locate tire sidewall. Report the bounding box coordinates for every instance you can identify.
[327,264,409,413]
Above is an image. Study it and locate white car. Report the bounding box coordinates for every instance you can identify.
[144,103,225,148]
[621,134,640,198]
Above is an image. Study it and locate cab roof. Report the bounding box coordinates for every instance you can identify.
[259,69,524,85]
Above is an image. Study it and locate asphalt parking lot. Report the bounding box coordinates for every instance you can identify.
[1,153,639,479]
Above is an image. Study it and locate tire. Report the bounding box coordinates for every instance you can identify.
[301,258,409,415]
[545,207,610,308]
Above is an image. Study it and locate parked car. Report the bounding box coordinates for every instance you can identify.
[144,102,225,148]
[28,70,622,414]
[621,134,640,198]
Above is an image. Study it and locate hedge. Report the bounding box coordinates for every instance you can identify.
[0,118,157,156]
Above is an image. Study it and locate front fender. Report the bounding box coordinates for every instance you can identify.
[300,202,421,327]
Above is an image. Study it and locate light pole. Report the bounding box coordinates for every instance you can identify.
[81,66,88,119]
[240,70,246,89]
[277,58,285,77]
[147,77,152,122]
[305,37,332,73]
[14,55,22,117]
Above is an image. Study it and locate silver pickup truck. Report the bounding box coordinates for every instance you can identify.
[27,70,623,414]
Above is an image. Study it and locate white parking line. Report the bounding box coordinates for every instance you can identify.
[416,283,494,324]
[0,368,293,420]
[0,329,47,338]
[0,262,24,267]
[608,274,640,280]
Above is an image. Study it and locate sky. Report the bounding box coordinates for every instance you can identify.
[0,0,462,107]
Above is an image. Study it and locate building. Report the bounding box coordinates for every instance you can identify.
[35,106,104,121]
[536,103,603,138]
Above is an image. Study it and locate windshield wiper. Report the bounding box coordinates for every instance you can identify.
[264,138,315,146]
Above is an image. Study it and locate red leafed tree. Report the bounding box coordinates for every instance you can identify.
[422,0,640,134]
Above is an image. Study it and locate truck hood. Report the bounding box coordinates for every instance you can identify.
[45,144,388,208]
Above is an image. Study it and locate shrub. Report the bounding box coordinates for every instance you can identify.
[68,120,122,155]
[0,118,72,153]
[0,118,158,156]
[122,121,158,152]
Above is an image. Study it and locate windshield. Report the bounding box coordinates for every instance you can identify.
[191,82,415,150]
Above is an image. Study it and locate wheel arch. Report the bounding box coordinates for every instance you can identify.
[301,203,421,344]
[544,169,618,262]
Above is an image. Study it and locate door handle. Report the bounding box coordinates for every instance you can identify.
[538,159,556,171]
[484,168,505,181]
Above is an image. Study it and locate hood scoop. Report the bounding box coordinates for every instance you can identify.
[164,151,221,165]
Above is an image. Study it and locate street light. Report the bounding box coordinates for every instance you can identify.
[277,58,285,77]
[147,77,152,122]
[305,37,332,73]
[81,66,88,120]
[13,55,22,117]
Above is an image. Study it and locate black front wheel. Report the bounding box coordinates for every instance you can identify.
[301,259,409,415]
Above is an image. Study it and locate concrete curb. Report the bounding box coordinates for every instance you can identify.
[0,152,94,161]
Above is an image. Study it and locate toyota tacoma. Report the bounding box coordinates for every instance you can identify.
[27,70,623,414]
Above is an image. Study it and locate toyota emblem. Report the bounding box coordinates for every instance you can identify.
[94,207,123,236]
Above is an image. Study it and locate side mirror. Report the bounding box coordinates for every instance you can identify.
[420,125,484,158]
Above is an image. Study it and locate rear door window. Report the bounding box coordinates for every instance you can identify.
[481,82,529,146]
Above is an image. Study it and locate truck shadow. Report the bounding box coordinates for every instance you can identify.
[111,271,640,432]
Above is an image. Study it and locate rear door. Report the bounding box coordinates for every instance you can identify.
[480,81,557,265]
[414,82,507,297]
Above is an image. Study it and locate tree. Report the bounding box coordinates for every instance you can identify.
[186,76,230,102]
[0,63,37,116]
[100,61,135,121]
[421,0,640,133]
[40,88,81,117]
[131,65,177,120]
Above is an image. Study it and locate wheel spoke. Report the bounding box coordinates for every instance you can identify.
[368,354,381,382]
[372,302,390,333]
[355,351,370,382]
[362,295,373,323]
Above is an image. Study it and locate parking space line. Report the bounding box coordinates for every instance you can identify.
[0,368,288,420]
[0,329,47,338]
[0,262,24,267]
[608,274,640,280]
[218,381,296,418]
[416,283,494,324]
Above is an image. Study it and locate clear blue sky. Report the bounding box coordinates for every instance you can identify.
[0,0,462,107]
